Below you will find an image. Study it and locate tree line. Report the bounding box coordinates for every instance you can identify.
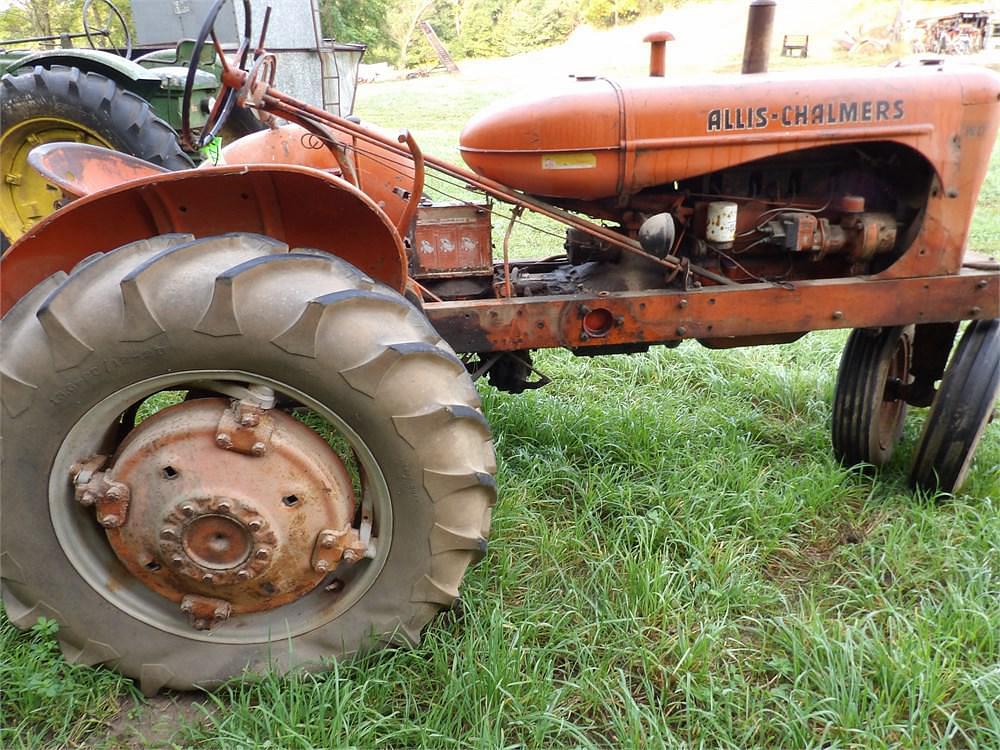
[323,0,670,67]
[1,0,668,65]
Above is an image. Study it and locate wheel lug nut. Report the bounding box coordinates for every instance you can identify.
[180,504,195,516]
[217,501,231,513]
[237,569,251,581]
[254,548,270,561]
[202,573,214,583]
[160,528,176,540]
[248,519,263,531]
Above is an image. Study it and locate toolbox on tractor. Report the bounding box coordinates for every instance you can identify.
[1,0,997,694]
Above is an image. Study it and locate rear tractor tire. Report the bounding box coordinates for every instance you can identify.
[0,233,495,694]
[832,326,913,467]
[0,65,193,242]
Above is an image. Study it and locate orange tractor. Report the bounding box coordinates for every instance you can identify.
[2,0,998,693]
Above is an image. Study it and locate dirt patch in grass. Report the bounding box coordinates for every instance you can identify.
[98,692,212,749]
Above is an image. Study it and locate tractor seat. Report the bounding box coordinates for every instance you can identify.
[27,142,169,201]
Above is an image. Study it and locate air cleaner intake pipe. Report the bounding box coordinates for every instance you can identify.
[643,31,675,77]
[742,0,776,74]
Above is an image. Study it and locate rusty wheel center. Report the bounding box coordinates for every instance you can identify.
[182,514,252,570]
[95,397,360,620]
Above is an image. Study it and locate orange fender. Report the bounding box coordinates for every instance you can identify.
[219,124,415,231]
[1,164,408,316]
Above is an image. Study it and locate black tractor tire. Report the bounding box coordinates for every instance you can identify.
[1,65,192,240]
[832,326,913,467]
[909,318,1000,494]
[1,233,495,694]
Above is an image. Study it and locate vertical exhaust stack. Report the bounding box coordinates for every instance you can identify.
[643,31,675,77]
[742,0,776,74]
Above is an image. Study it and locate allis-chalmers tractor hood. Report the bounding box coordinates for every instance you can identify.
[458,65,1000,201]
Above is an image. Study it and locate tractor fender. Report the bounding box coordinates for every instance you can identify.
[5,50,163,91]
[0,164,408,316]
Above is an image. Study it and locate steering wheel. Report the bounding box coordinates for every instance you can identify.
[181,0,253,151]
[82,0,133,58]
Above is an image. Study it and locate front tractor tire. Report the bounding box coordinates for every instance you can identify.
[0,233,495,694]
[909,318,1000,494]
[0,65,193,243]
[832,326,913,468]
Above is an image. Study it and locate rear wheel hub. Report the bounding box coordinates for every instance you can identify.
[101,397,357,617]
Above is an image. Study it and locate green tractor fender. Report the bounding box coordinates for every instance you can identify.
[4,49,162,92]
[2,48,218,128]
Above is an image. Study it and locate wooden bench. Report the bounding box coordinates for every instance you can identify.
[781,34,810,58]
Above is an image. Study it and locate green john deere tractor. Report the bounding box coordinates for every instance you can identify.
[0,0,260,244]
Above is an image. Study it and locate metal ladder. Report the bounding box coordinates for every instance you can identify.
[310,0,340,114]
[418,20,459,73]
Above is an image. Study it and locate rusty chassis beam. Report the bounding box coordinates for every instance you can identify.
[425,269,999,353]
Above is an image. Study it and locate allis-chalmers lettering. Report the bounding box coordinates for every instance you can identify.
[707,99,905,132]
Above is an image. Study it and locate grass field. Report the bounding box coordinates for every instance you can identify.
[3,52,1000,750]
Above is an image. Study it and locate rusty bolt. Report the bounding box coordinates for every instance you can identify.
[977,279,989,289]
[614,316,625,327]
[80,490,97,506]
[315,559,330,572]
[325,579,345,593]
[160,528,176,540]
[99,515,118,528]
[216,501,232,513]
[320,533,336,549]
[181,503,195,516]
[239,412,260,427]
[971,306,982,315]
[678,299,688,309]
[832,311,844,320]
[193,618,208,630]
[254,548,270,561]
[202,573,214,583]
[180,600,193,613]
[171,555,184,565]
[213,606,229,619]
[343,549,359,563]
[250,442,267,457]
[215,433,233,449]
[237,569,251,581]
[676,326,687,336]
[248,519,263,531]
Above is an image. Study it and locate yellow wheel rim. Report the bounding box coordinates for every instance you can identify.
[0,117,113,242]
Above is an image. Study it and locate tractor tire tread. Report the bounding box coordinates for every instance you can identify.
[1,232,494,692]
